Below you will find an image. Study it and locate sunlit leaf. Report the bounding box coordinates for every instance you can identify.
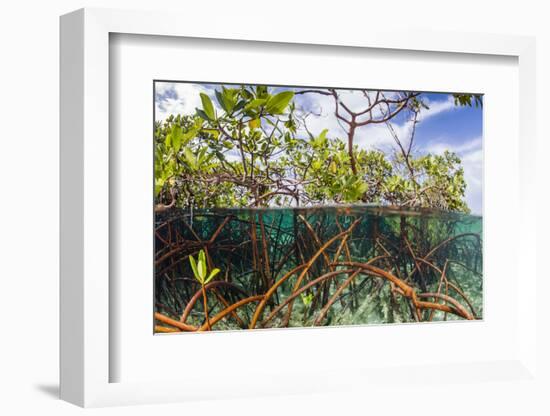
[215,88,236,114]
[196,108,210,121]
[244,98,267,111]
[256,85,268,98]
[199,129,218,139]
[248,118,261,129]
[198,250,207,279]
[199,93,216,120]
[189,255,201,283]
[171,125,183,152]
[266,91,294,114]
[154,178,164,198]
[181,128,198,145]
[204,268,220,284]
[183,147,197,170]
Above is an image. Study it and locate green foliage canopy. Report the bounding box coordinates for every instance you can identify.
[154,85,472,213]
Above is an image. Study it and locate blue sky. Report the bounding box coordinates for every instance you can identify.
[155,82,483,214]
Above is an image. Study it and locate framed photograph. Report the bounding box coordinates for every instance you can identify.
[152,80,483,335]
[60,8,539,408]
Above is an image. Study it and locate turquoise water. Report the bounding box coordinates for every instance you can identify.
[155,205,482,330]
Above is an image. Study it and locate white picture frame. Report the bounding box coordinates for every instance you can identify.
[60,7,539,408]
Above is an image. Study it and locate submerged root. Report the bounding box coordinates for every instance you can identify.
[155,212,481,332]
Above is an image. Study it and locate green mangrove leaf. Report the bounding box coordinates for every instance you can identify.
[204,268,220,284]
[189,254,201,283]
[215,88,236,114]
[198,250,207,280]
[215,90,228,113]
[266,91,294,114]
[248,118,261,129]
[202,128,220,139]
[183,147,197,170]
[222,140,234,149]
[300,292,313,307]
[195,108,211,121]
[256,85,268,98]
[233,99,247,112]
[181,127,198,145]
[244,98,267,111]
[199,93,216,120]
[171,125,183,152]
[356,180,368,195]
[154,178,164,198]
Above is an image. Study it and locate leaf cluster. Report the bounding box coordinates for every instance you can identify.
[154,86,470,213]
[189,249,220,285]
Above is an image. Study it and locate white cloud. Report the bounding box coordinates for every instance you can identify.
[424,135,482,156]
[418,95,456,121]
[155,82,218,121]
[460,147,483,215]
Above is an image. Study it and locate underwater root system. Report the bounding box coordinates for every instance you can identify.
[154,208,482,332]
